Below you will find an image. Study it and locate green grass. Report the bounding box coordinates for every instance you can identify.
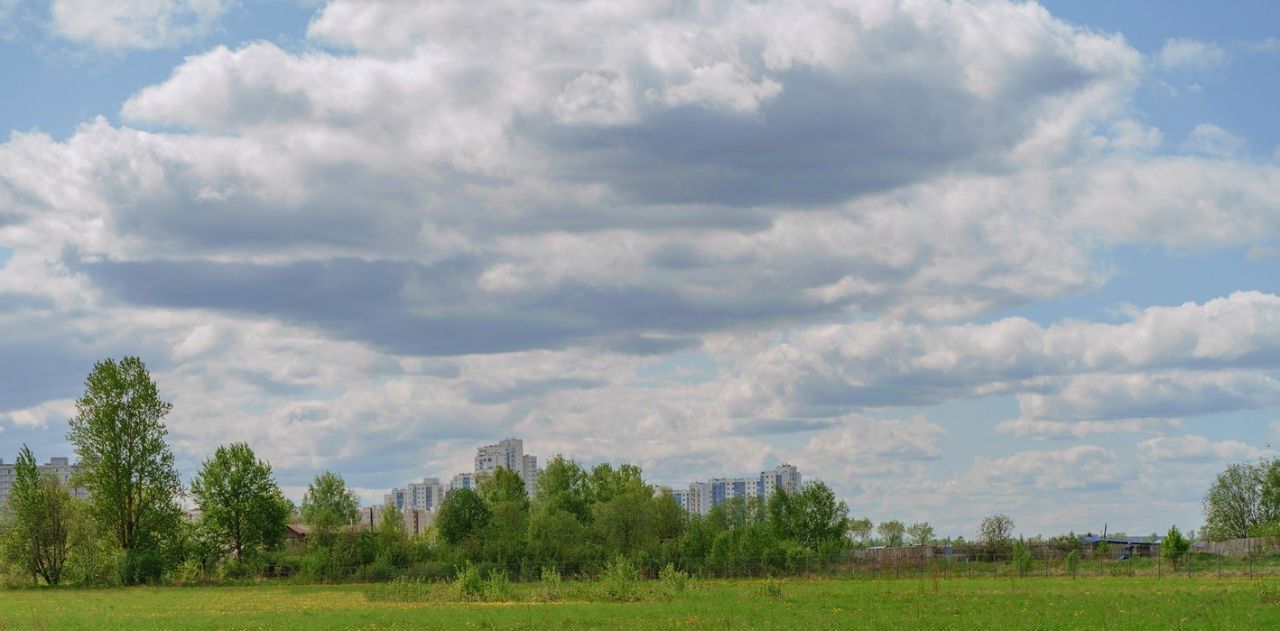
[2,576,1279,629]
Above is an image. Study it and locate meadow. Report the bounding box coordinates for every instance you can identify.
[2,576,1279,629]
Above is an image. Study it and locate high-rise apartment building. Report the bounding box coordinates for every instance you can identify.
[448,472,474,493]
[673,465,801,515]
[0,456,88,508]
[473,438,540,496]
[384,477,446,512]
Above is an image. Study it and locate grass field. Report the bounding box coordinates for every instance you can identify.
[2,576,1279,629]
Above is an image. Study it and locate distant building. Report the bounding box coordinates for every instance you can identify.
[358,505,434,537]
[0,456,89,507]
[672,465,801,515]
[474,438,540,496]
[384,477,446,512]
[448,472,474,493]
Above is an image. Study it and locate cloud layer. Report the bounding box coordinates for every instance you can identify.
[2,0,1278,537]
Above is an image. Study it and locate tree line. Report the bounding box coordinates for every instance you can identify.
[0,356,852,585]
[3,356,1221,587]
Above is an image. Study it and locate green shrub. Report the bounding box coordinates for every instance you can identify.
[482,569,512,602]
[1066,549,1080,575]
[453,563,484,602]
[173,558,205,584]
[539,565,563,602]
[657,562,689,599]
[1012,538,1032,575]
[119,549,164,585]
[599,555,640,602]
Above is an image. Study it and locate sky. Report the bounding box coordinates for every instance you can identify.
[1,0,1279,540]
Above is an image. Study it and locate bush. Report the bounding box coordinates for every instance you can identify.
[1012,539,1032,575]
[173,558,206,584]
[657,562,689,599]
[119,549,164,585]
[1066,549,1080,575]
[482,569,512,602]
[453,563,484,602]
[539,565,563,602]
[599,555,640,602]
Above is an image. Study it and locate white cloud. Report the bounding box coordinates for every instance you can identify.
[49,0,232,51]
[721,292,1280,419]
[1137,434,1273,463]
[1182,123,1248,158]
[2,399,75,429]
[1156,38,1229,72]
[995,418,1183,440]
[3,0,1280,537]
[964,445,1128,493]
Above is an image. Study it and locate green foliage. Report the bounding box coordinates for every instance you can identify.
[877,520,905,547]
[538,565,563,601]
[847,517,873,547]
[1012,538,1032,574]
[657,562,689,598]
[535,456,592,523]
[907,521,935,547]
[1066,549,1080,574]
[979,514,1015,558]
[190,442,291,559]
[363,576,437,603]
[1,445,75,585]
[1162,525,1191,570]
[435,488,492,548]
[598,555,640,602]
[453,562,484,601]
[1203,460,1278,541]
[300,471,359,547]
[482,568,512,601]
[67,356,184,563]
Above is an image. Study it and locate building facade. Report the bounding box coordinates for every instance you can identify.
[0,456,88,508]
[384,477,446,512]
[672,465,801,515]
[473,438,540,496]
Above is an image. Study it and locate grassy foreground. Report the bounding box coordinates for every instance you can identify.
[2,576,1279,629]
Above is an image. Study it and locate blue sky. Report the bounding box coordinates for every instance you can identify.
[2,1,1279,539]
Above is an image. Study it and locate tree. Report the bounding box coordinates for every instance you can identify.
[67,356,184,555]
[435,488,491,547]
[1202,461,1277,540]
[1,445,76,585]
[301,471,359,546]
[877,520,905,547]
[790,482,848,553]
[907,521,935,547]
[477,467,529,563]
[979,514,1015,557]
[1162,525,1191,571]
[190,443,291,559]
[847,517,873,546]
[478,467,529,508]
[534,456,591,523]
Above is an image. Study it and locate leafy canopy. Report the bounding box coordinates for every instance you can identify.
[66,356,183,553]
[190,442,291,557]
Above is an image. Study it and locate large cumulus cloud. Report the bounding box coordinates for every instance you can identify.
[2,0,1279,534]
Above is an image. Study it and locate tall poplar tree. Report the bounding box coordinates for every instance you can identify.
[66,356,184,555]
